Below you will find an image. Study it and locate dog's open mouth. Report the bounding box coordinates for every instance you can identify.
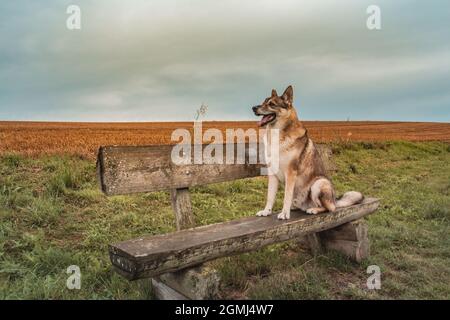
[258,113,276,127]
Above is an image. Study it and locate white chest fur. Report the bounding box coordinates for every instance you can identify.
[263,129,299,184]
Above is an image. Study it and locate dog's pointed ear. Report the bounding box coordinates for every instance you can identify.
[271,89,278,97]
[281,85,293,103]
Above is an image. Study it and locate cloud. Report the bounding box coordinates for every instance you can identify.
[0,0,449,121]
[80,92,123,108]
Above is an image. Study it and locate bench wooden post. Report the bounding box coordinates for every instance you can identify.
[320,219,370,263]
[305,233,323,256]
[158,265,220,299]
[151,187,195,300]
[303,219,370,263]
[151,278,188,300]
[152,187,221,300]
[170,188,195,230]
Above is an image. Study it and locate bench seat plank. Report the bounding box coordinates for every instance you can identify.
[110,198,379,280]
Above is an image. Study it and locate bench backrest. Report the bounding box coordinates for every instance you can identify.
[97,143,334,196]
[97,143,334,230]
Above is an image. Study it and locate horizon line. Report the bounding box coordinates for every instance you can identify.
[1,120,449,125]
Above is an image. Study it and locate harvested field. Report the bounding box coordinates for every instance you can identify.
[0,121,449,158]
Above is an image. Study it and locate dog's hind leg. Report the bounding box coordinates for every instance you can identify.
[306,178,336,215]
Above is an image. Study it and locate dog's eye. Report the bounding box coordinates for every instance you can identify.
[268,101,275,106]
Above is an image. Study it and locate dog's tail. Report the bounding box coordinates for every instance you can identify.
[336,191,364,208]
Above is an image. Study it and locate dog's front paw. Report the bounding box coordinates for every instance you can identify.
[306,208,321,215]
[277,211,290,220]
[256,209,271,217]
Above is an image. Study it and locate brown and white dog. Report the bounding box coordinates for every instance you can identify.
[252,85,363,220]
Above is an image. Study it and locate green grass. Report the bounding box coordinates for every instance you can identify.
[0,141,449,299]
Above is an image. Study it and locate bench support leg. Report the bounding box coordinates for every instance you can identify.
[305,233,323,256]
[151,278,189,300]
[158,264,220,300]
[151,188,220,300]
[171,188,195,230]
[305,219,370,263]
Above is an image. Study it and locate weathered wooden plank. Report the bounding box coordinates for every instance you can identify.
[109,198,379,280]
[97,144,333,196]
[97,144,262,195]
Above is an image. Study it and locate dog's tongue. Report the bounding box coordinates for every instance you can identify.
[258,114,274,127]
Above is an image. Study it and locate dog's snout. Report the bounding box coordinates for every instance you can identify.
[252,106,259,113]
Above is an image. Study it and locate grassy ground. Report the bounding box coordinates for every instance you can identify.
[0,141,449,299]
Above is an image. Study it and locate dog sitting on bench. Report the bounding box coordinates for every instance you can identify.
[252,86,363,220]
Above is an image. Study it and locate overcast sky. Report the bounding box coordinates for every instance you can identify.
[0,0,449,122]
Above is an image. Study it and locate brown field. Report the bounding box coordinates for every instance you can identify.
[0,121,449,159]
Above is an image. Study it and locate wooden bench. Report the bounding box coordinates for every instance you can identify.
[97,143,379,299]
